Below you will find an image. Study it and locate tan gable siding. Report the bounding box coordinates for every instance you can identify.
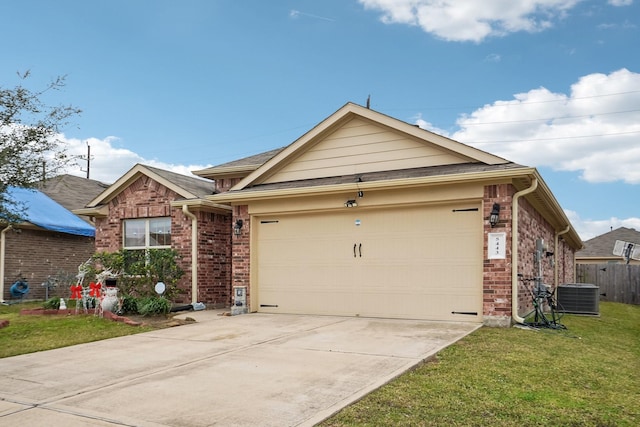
[262,117,472,184]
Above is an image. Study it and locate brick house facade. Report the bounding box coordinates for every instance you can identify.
[78,164,233,307]
[1,228,95,301]
[196,103,582,327]
[80,104,581,326]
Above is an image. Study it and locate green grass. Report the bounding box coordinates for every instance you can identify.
[321,302,640,427]
[2,301,639,425]
[0,301,155,358]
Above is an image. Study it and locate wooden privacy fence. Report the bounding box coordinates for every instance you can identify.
[575,264,640,305]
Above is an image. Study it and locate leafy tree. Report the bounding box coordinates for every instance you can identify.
[0,71,81,222]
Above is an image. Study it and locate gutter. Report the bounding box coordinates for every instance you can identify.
[554,225,571,287]
[182,205,198,304]
[0,225,12,304]
[511,177,538,324]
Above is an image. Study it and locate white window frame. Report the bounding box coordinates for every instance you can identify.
[123,217,172,250]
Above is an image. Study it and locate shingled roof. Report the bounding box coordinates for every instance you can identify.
[142,165,215,198]
[192,148,285,179]
[576,227,640,258]
[234,161,527,193]
[38,174,110,212]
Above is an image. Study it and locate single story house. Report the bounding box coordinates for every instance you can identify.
[576,227,640,265]
[80,103,582,326]
[1,187,96,302]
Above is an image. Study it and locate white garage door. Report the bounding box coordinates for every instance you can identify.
[255,203,483,322]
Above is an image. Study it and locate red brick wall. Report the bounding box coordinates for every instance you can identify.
[483,184,515,322]
[2,228,95,301]
[215,177,243,193]
[516,197,558,316]
[94,175,232,306]
[231,205,251,305]
[482,184,577,323]
[192,211,232,307]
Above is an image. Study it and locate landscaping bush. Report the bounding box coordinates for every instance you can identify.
[89,249,185,300]
[43,297,60,310]
[136,296,171,316]
[119,294,138,315]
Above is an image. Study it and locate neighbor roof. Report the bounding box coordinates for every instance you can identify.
[38,174,109,212]
[577,227,640,258]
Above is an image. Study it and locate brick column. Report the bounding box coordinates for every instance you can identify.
[232,205,251,308]
[483,184,514,327]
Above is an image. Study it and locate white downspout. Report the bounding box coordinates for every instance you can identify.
[182,205,198,304]
[554,225,571,288]
[511,178,538,324]
[0,226,12,303]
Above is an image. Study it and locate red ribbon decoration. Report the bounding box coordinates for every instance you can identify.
[70,284,83,300]
[89,282,102,298]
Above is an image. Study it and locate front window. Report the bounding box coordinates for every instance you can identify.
[123,218,171,273]
[124,218,171,248]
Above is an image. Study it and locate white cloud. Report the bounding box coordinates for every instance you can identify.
[565,209,640,241]
[358,0,580,42]
[441,69,640,184]
[608,0,633,7]
[59,136,210,184]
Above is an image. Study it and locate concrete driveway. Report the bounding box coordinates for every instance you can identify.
[0,312,480,426]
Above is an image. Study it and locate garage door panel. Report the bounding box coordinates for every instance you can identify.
[255,204,482,322]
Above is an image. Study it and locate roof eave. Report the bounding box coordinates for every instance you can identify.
[87,164,201,207]
[192,164,261,180]
[208,167,534,203]
[72,205,109,218]
[170,198,232,213]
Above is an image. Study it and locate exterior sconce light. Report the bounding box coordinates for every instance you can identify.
[233,219,244,236]
[357,190,364,198]
[344,199,358,208]
[489,203,500,227]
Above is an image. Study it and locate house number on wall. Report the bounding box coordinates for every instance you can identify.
[488,232,506,259]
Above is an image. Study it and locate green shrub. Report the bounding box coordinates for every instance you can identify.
[43,297,60,310]
[136,296,171,316]
[90,249,184,300]
[119,294,138,315]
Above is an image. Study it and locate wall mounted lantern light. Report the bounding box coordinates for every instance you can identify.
[233,219,244,236]
[344,199,358,208]
[489,203,500,227]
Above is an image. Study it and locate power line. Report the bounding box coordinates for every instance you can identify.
[465,130,640,145]
[458,109,640,126]
[389,89,640,112]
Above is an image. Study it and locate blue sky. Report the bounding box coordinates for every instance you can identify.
[1,0,639,240]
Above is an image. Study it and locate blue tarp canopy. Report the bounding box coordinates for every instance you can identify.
[5,187,95,237]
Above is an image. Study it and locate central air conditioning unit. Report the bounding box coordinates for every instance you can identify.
[557,283,600,315]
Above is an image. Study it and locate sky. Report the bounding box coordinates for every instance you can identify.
[1,0,639,241]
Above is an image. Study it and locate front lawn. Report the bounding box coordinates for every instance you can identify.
[321,302,640,427]
[0,301,156,358]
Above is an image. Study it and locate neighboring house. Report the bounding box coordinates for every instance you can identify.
[576,227,640,265]
[1,187,96,302]
[38,174,110,224]
[81,103,583,326]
